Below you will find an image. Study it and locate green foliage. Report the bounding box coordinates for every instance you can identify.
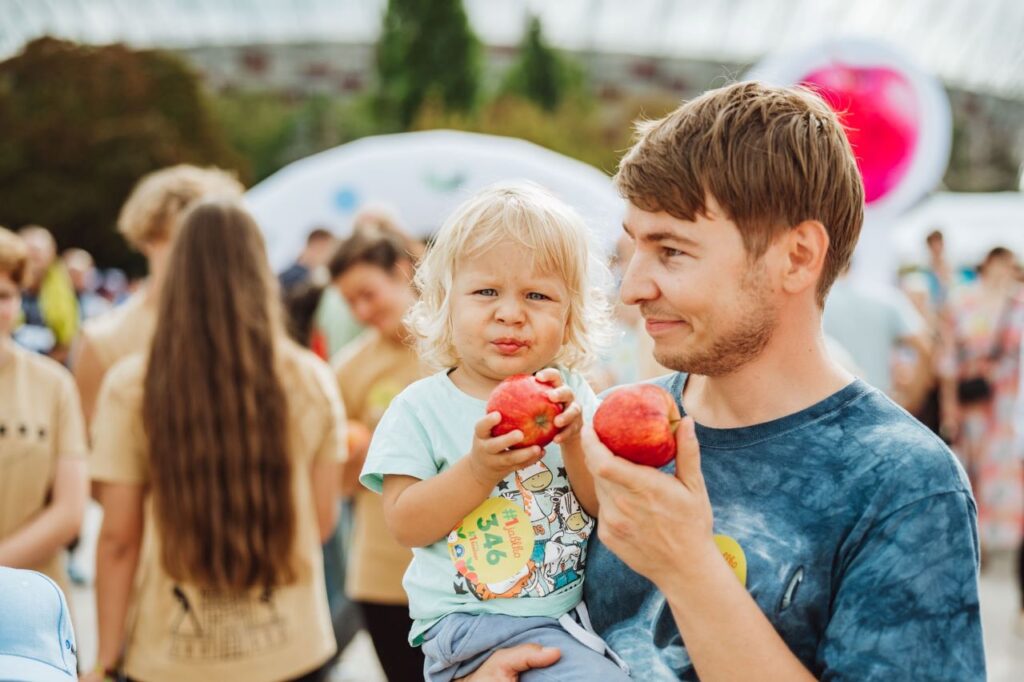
[0,38,244,273]
[414,91,681,175]
[376,0,482,129]
[501,16,586,112]
[208,92,387,184]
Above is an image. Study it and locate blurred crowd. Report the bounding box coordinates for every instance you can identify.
[0,162,1022,681]
[823,231,1024,560]
[10,227,133,362]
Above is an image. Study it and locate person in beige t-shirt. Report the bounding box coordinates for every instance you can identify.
[329,221,427,681]
[72,164,244,424]
[86,201,344,682]
[0,227,88,602]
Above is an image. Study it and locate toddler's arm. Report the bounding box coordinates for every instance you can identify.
[381,413,545,548]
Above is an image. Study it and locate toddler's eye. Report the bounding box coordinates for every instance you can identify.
[475,288,498,297]
[663,247,685,258]
[526,292,550,301]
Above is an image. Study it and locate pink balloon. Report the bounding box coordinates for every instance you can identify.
[802,65,920,204]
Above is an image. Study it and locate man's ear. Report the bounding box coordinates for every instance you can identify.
[778,220,829,297]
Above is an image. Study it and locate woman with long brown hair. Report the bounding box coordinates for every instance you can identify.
[86,199,345,682]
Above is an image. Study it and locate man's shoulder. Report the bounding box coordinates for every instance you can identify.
[828,388,971,502]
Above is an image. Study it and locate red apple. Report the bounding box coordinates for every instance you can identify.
[487,374,564,448]
[594,384,681,467]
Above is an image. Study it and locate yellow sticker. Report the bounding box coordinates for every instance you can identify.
[714,534,747,587]
[448,497,536,584]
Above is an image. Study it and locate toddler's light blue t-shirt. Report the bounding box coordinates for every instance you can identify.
[361,369,599,645]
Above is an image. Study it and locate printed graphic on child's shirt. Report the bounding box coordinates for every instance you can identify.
[448,460,593,601]
[169,586,288,660]
[447,497,536,589]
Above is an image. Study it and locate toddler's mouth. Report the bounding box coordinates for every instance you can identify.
[492,338,530,355]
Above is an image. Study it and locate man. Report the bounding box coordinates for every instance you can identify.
[469,82,983,680]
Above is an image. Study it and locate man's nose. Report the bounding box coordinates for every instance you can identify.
[619,254,657,306]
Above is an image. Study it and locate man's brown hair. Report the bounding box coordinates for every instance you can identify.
[615,81,864,305]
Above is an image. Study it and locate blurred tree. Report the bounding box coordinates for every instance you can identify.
[0,38,244,273]
[500,16,586,112]
[376,0,481,129]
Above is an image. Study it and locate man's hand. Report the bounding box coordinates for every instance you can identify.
[456,644,561,681]
[582,416,719,587]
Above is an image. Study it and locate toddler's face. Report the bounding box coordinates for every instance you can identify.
[450,241,570,386]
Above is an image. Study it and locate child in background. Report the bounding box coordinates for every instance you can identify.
[360,182,629,681]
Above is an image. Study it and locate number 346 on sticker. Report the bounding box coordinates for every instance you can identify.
[447,497,536,584]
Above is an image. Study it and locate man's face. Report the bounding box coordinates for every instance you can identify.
[619,200,779,377]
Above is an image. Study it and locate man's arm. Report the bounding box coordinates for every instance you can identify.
[581,421,816,682]
[815,490,983,680]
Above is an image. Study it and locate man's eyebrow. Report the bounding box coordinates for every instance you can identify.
[623,223,699,247]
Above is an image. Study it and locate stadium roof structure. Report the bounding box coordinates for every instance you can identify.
[3,0,1024,99]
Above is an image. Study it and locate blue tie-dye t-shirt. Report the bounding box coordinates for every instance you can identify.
[585,374,985,681]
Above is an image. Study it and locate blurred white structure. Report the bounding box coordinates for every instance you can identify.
[892,192,1024,268]
[244,130,624,271]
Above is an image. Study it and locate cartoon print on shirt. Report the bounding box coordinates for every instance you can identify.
[450,460,591,601]
[539,492,593,592]
[505,460,559,544]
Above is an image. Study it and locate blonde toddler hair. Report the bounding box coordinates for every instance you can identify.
[408,181,612,371]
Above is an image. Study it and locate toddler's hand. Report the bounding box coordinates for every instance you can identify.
[468,412,545,487]
[534,368,583,446]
